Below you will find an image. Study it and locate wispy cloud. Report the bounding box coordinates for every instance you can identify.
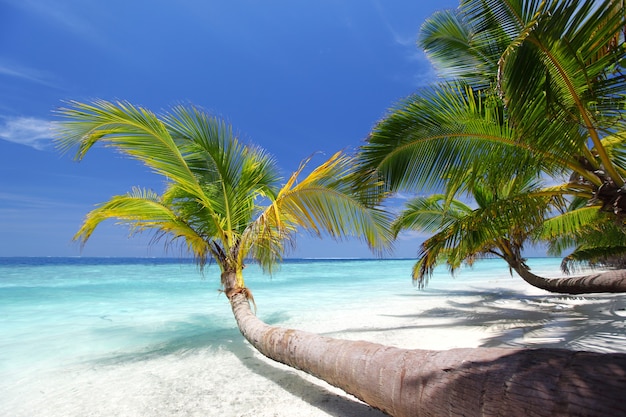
[370,0,444,88]
[0,192,86,213]
[1,191,61,209]
[5,0,110,49]
[410,51,445,87]
[0,61,60,88]
[0,116,53,150]
[371,0,417,48]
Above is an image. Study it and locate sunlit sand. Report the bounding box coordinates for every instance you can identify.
[3,267,624,417]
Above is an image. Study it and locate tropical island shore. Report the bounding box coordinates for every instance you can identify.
[3,271,624,417]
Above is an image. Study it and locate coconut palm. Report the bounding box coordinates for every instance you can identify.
[541,203,626,273]
[364,0,626,199]
[55,99,626,415]
[359,0,626,293]
[395,170,626,293]
[55,99,394,299]
[393,171,553,282]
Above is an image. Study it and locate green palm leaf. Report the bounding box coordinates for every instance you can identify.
[392,194,473,237]
[55,100,209,200]
[543,208,626,272]
[539,205,604,240]
[75,187,210,262]
[499,0,626,184]
[360,82,585,192]
[57,100,393,288]
[396,172,561,286]
[246,152,394,272]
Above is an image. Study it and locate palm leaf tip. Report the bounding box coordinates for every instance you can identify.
[57,99,398,272]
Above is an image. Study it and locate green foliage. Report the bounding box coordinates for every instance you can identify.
[358,0,626,282]
[540,207,626,272]
[397,172,563,286]
[56,101,393,283]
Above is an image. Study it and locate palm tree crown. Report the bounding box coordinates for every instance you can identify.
[55,100,393,293]
[394,170,565,287]
[358,0,626,270]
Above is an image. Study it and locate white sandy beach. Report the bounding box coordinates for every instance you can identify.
[3,274,626,417]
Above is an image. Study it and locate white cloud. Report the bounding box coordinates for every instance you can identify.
[0,116,53,150]
[396,229,430,241]
[369,0,448,88]
[0,61,59,88]
[4,0,112,51]
[371,0,416,48]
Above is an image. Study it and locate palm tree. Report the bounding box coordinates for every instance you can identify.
[541,202,626,273]
[358,0,626,293]
[393,171,553,284]
[55,100,626,415]
[394,170,626,293]
[55,98,394,300]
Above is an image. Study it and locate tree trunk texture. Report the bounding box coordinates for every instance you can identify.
[513,264,626,294]
[229,292,626,417]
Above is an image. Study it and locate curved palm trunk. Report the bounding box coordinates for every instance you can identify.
[511,263,626,294]
[226,288,626,416]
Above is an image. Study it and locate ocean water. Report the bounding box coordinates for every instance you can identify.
[0,256,564,382]
[5,257,626,416]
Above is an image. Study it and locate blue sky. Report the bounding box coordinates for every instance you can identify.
[0,0,462,258]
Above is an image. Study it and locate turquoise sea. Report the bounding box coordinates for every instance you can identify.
[0,257,565,378]
[3,256,613,416]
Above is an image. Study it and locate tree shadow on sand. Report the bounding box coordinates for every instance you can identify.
[228,336,388,417]
[327,287,626,353]
[88,289,626,416]
[92,312,387,416]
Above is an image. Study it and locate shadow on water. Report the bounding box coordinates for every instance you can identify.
[91,313,387,416]
[92,310,295,365]
[91,315,240,365]
[261,310,292,326]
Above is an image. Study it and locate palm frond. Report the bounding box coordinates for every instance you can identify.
[164,105,280,203]
[419,8,500,87]
[538,205,604,240]
[360,81,589,193]
[75,187,210,263]
[500,0,626,185]
[402,175,560,287]
[561,246,626,274]
[391,194,473,237]
[543,208,626,261]
[54,100,209,200]
[164,105,282,244]
[362,83,509,191]
[554,211,626,273]
[245,152,394,273]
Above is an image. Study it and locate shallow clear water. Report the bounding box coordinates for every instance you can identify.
[0,257,564,380]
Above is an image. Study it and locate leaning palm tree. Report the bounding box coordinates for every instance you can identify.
[420,0,626,212]
[56,100,626,416]
[394,171,552,284]
[55,99,394,307]
[395,170,626,293]
[359,0,626,293]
